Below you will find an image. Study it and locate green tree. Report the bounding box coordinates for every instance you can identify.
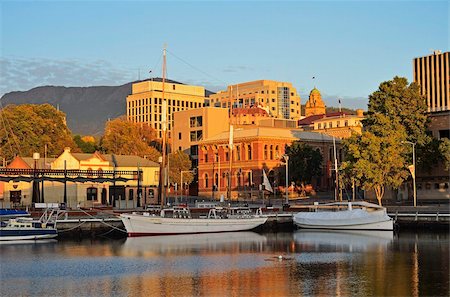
[73,135,97,153]
[285,142,322,185]
[168,150,194,185]
[101,116,160,161]
[343,77,427,205]
[0,104,77,160]
[439,138,450,170]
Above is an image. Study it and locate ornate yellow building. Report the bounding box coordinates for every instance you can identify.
[126,79,207,139]
[209,80,302,121]
[304,87,326,116]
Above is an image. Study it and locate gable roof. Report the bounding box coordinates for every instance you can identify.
[103,154,159,168]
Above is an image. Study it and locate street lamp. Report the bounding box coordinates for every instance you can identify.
[282,154,289,205]
[402,141,416,207]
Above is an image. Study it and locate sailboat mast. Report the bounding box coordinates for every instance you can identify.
[160,46,168,207]
[333,137,339,201]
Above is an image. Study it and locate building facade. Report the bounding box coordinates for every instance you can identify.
[197,128,340,199]
[172,107,230,167]
[413,50,449,113]
[0,148,160,208]
[126,79,207,139]
[298,110,365,139]
[304,87,326,116]
[209,80,302,121]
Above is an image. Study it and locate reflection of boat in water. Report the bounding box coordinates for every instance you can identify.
[293,201,394,231]
[122,231,267,254]
[294,229,394,250]
[120,206,268,236]
[0,239,57,245]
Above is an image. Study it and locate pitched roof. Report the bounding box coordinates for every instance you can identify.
[103,154,159,168]
[19,157,56,169]
[232,107,269,116]
[201,127,336,144]
[298,112,354,126]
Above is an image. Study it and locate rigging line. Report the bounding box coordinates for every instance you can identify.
[0,100,22,157]
[150,52,163,79]
[166,49,227,85]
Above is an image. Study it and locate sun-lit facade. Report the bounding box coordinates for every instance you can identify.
[126,79,207,139]
[209,80,302,121]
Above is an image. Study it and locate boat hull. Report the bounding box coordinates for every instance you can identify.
[294,219,394,231]
[0,229,58,241]
[120,213,268,236]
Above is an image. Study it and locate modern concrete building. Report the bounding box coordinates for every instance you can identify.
[172,107,230,167]
[126,78,207,139]
[413,50,449,113]
[209,80,302,121]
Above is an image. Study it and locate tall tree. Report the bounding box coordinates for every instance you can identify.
[101,116,160,161]
[285,142,322,185]
[343,77,427,205]
[0,104,77,160]
[168,150,193,185]
[439,138,450,171]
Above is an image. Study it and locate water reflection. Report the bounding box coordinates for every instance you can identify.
[122,231,267,257]
[293,229,394,252]
[0,230,448,297]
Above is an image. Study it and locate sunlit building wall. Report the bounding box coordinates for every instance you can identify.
[126,79,207,139]
[413,50,450,113]
[209,80,302,121]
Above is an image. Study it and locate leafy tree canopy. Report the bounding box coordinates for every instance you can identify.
[439,138,450,171]
[168,151,193,185]
[0,104,77,160]
[101,116,160,162]
[343,76,428,205]
[285,142,322,185]
[73,135,97,153]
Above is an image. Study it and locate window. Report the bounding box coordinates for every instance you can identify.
[329,122,333,128]
[190,130,203,142]
[318,123,322,129]
[178,132,182,140]
[264,145,268,159]
[86,187,98,201]
[236,146,241,161]
[172,85,176,90]
[190,145,198,156]
[270,145,273,160]
[247,145,252,160]
[345,120,348,127]
[205,173,209,188]
[226,151,229,161]
[129,189,134,200]
[205,153,208,163]
[190,116,203,127]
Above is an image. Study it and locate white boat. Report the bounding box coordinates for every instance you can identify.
[293,201,394,231]
[0,217,58,241]
[120,206,268,236]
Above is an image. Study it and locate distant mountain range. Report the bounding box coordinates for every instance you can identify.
[0,78,216,136]
[0,79,365,136]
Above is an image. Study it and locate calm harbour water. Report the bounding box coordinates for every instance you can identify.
[0,230,448,297]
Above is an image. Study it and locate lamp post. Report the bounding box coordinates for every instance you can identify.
[282,154,289,205]
[402,141,417,207]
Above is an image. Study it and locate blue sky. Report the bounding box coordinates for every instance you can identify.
[0,0,448,109]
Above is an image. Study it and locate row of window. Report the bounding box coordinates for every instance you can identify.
[417,182,449,190]
[203,145,253,163]
[128,98,203,109]
[202,171,253,189]
[318,120,350,129]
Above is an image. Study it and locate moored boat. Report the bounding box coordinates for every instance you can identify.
[120,206,268,236]
[293,201,394,231]
[0,217,58,241]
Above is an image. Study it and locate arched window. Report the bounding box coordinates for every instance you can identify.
[264,145,268,160]
[204,173,209,188]
[236,145,241,161]
[270,145,273,160]
[215,173,219,189]
[275,145,279,159]
[247,144,252,160]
